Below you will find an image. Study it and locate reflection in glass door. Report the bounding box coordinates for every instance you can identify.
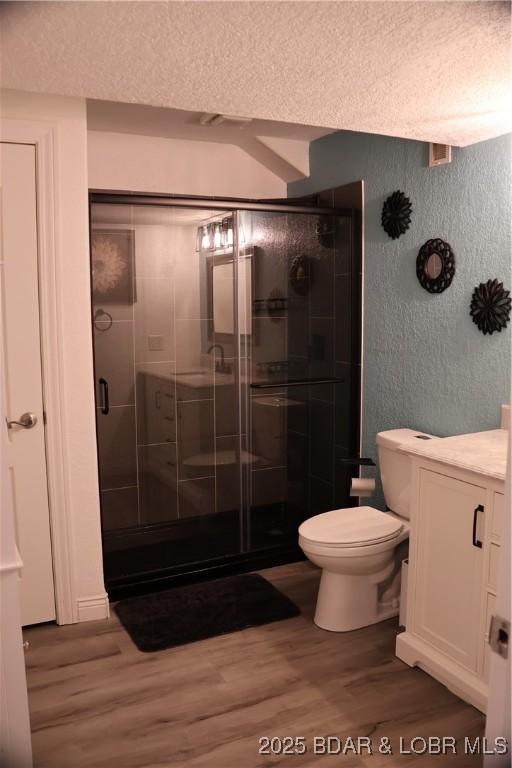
[90,198,358,591]
[91,204,244,585]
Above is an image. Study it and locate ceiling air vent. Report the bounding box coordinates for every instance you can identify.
[429,143,452,167]
[199,113,253,128]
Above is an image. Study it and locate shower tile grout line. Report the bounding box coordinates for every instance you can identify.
[178,474,215,484]
[101,484,139,493]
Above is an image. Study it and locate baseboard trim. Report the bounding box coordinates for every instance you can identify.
[77,593,110,622]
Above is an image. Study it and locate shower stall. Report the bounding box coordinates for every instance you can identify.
[89,193,361,595]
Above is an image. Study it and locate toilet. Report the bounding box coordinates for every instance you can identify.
[299,428,435,632]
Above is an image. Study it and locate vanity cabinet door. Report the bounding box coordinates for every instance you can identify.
[413,470,485,672]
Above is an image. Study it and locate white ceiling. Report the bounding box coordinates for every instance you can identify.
[1,1,511,147]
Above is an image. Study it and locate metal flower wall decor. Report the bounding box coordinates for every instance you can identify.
[470,279,511,335]
[316,216,335,248]
[381,190,412,239]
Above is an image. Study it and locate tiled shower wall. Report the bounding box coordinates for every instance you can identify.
[244,210,359,545]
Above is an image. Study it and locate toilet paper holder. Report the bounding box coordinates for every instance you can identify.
[339,457,376,498]
[338,456,375,467]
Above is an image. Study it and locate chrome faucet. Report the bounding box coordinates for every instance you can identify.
[208,344,231,374]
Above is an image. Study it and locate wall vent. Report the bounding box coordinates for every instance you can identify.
[199,113,253,128]
[429,143,452,167]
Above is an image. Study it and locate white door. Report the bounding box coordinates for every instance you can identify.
[1,141,55,625]
[484,427,510,766]
[413,469,485,671]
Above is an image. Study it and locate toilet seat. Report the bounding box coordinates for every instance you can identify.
[298,506,404,549]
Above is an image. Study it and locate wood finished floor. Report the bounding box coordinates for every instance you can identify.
[24,562,484,768]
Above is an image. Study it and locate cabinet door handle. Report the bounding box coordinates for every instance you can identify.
[99,378,109,415]
[472,504,484,548]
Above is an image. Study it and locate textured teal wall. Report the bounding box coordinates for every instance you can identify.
[289,131,511,505]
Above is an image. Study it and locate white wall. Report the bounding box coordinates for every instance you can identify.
[1,90,107,621]
[88,130,286,198]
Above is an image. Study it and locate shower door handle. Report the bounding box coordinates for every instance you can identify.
[99,378,109,415]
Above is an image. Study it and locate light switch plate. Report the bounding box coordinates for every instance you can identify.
[148,334,164,352]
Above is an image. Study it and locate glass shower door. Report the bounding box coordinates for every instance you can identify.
[237,209,357,553]
[91,204,243,584]
[90,199,357,589]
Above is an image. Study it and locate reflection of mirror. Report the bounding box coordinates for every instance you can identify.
[416,238,455,294]
[424,252,443,280]
[212,261,234,334]
[207,252,252,341]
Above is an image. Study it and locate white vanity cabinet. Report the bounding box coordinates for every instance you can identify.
[396,430,507,713]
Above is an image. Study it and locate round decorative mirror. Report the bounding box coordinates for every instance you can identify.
[416,239,455,293]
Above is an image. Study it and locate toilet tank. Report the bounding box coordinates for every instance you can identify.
[376,429,435,519]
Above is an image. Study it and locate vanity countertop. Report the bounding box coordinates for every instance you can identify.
[401,429,508,482]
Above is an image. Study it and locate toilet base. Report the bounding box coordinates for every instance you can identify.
[313,568,399,632]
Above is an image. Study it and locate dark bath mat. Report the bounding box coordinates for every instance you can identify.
[114,573,301,652]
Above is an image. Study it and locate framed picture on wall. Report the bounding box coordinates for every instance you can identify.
[91,228,135,304]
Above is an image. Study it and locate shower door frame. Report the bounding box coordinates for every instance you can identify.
[89,191,360,598]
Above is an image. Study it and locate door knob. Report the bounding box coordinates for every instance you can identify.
[7,412,38,429]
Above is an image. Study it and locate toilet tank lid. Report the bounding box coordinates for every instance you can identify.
[376,428,436,450]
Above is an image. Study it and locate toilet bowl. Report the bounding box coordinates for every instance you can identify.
[299,428,436,632]
[299,507,408,631]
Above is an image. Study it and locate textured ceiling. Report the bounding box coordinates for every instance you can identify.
[1,1,511,146]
